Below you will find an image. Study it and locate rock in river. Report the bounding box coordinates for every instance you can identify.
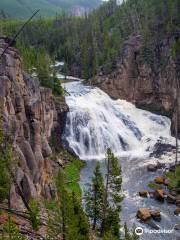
[167,194,177,204]
[147,164,157,172]
[154,176,164,184]
[150,210,161,222]
[154,189,165,202]
[174,208,180,216]
[137,208,151,221]
[139,191,148,198]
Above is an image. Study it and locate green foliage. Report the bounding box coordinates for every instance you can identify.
[1,218,26,240]
[172,38,180,59]
[100,148,123,238]
[124,223,139,240]
[85,149,123,238]
[67,192,90,240]
[29,199,40,230]
[165,166,180,192]
[0,0,101,19]
[85,162,105,230]
[64,157,84,197]
[1,0,178,80]
[46,170,90,240]
[107,148,123,210]
[102,231,119,240]
[147,182,163,190]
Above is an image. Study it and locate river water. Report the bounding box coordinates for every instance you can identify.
[62,81,180,240]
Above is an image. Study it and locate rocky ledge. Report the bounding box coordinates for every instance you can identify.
[91,33,180,137]
[0,37,69,208]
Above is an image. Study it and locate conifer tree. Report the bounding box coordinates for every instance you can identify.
[67,192,90,240]
[47,171,90,240]
[124,223,139,240]
[101,148,123,238]
[85,162,104,230]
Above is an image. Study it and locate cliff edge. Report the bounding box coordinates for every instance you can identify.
[0,37,68,208]
[92,33,180,137]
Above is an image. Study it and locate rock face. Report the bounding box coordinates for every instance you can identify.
[0,37,69,208]
[92,33,180,137]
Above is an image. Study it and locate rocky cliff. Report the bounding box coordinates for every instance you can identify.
[0,37,68,208]
[92,33,180,137]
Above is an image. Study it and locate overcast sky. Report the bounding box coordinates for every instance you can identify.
[102,0,124,4]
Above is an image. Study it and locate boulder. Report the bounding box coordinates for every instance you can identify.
[156,161,165,169]
[147,164,157,172]
[149,191,155,198]
[169,190,178,196]
[154,189,165,201]
[154,176,164,184]
[174,224,180,231]
[139,191,148,198]
[57,158,64,167]
[137,208,151,221]
[167,194,177,204]
[176,199,180,207]
[174,208,180,216]
[150,210,161,222]
[163,179,170,186]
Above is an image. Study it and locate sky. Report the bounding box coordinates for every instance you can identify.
[102,0,124,4]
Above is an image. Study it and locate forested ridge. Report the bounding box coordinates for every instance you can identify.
[0,0,179,85]
[0,0,102,19]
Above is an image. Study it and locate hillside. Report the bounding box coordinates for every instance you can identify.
[0,0,102,18]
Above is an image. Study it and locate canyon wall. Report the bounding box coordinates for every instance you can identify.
[0,37,68,208]
[92,33,180,137]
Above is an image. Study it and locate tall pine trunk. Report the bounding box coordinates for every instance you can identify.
[101,156,110,236]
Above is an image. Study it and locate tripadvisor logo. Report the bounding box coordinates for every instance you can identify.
[135,227,174,236]
[135,227,144,236]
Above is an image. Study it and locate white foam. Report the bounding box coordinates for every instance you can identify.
[63,82,175,160]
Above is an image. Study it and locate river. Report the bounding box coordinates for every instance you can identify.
[62,81,180,240]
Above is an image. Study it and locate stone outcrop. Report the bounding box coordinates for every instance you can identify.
[154,189,165,202]
[92,33,180,137]
[150,210,161,222]
[154,176,164,184]
[174,208,180,215]
[0,37,68,208]
[137,208,151,221]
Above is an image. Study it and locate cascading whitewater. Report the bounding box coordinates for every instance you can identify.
[63,81,173,160]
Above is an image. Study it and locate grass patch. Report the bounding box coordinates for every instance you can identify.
[44,200,58,212]
[64,158,85,198]
[147,182,163,190]
[165,166,180,191]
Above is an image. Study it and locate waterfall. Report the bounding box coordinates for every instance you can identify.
[63,81,173,160]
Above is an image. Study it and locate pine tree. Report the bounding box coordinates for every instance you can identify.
[67,192,90,240]
[101,148,123,238]
[124,223,139,240]
[47,171,90,240]
[85,162,104,230]
[108,148,123,211]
